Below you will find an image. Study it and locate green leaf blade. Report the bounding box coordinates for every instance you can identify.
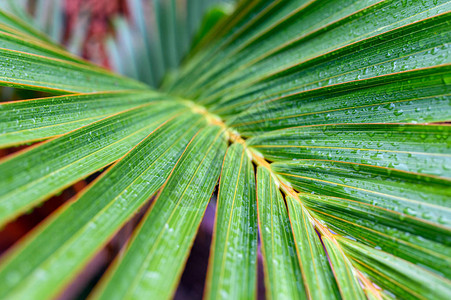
[0,27,90,64]
[272,158,451,226]
[301,192,451,279]
[248,124,451,178]
[205,142,258,300]
[230,67,451,135]
[94,125,227,300]
[256,166,306,300]
[0,48,149,93]
[0,111,206,299]
[0,102,186,225]
[338,237,451,299]
[0,90,165,147]
[322,236,366,300]
[285,195,340,299]
[0,10,53,45]
[208,12,451,116]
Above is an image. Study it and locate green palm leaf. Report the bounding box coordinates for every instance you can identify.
[256,167,306,299]
[0,102,186,224]
[230,67,451,135]
[205,142,258,300]
[0,90,165,147]
[0,112,205,299]
[0,0,450,299]
[322,236,367,299]
[94,126,227,299]
[0,10,53,45]
[286,195,340,299]
[339,237,451,299]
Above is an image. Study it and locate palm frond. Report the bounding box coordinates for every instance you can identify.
[0,101,186,225]
[205,143,257,299]
[94,126,227,299]
[0,111,207,299]
[0,0,449,299]
[257,167,306,299]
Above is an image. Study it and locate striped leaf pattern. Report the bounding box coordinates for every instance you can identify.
[0,0,449,299]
